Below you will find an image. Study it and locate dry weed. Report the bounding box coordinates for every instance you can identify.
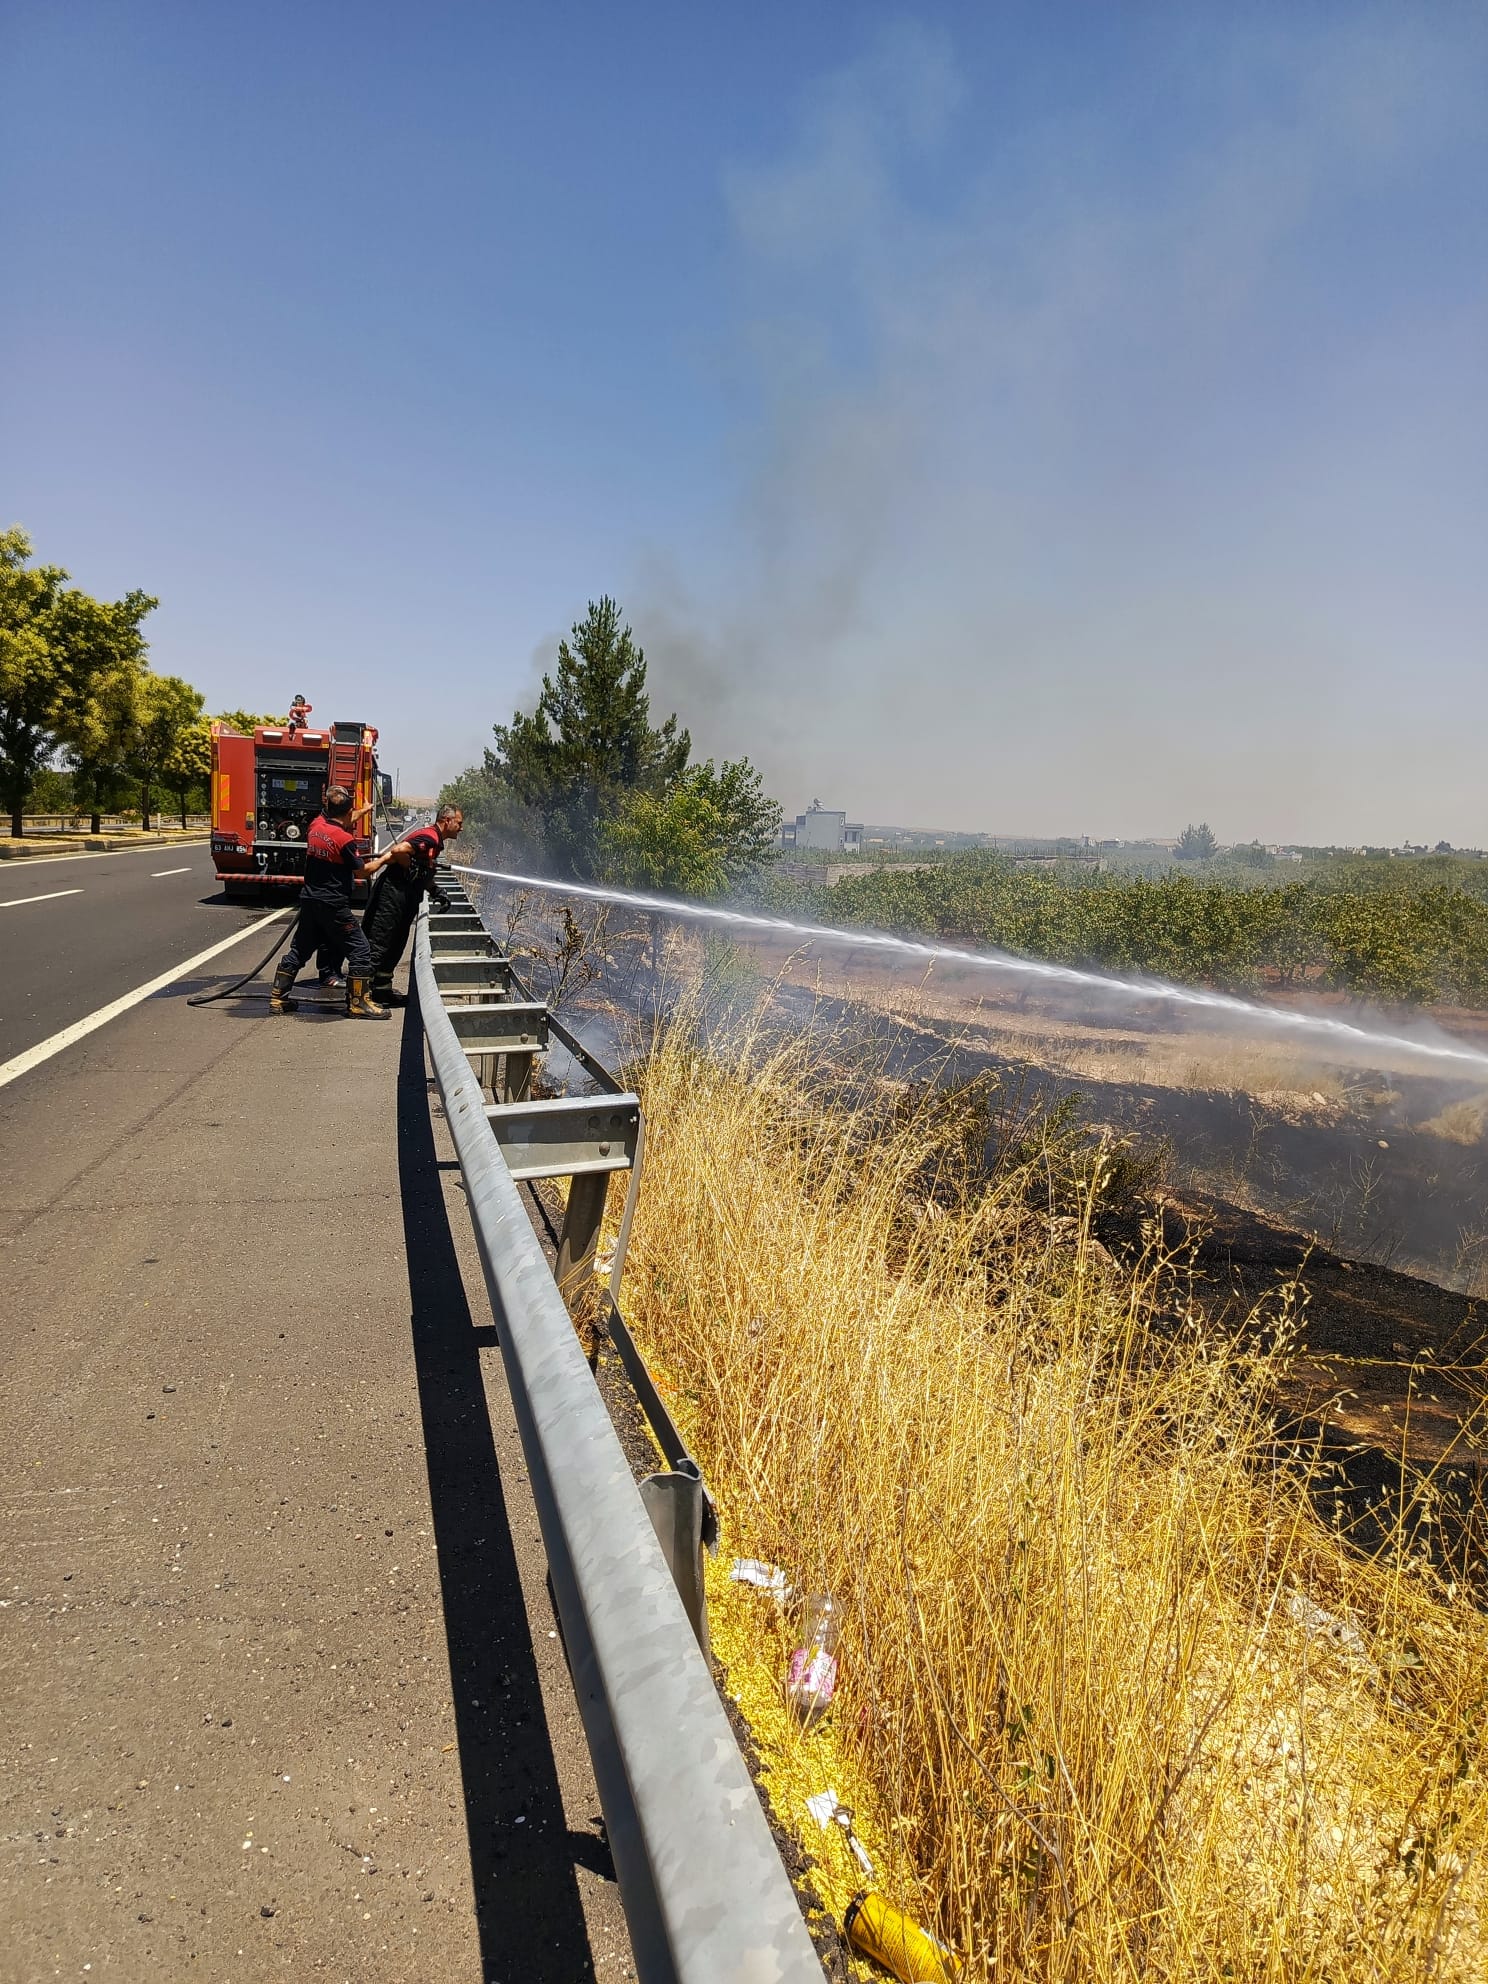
[622,999,1488,1982]
[1420,1099,1488,1148]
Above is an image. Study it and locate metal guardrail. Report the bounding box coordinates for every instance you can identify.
[413,883,823,1984]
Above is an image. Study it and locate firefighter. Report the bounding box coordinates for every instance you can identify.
[286,693,312,734]
[362,803,464,1007]
[269,786,392,1018]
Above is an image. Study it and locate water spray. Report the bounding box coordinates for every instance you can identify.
[451,864,1488,1079]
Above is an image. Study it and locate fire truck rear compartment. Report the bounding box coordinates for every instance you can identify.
[255,756,327,875]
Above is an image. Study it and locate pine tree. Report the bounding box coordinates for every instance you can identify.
[491,597,690,875]
[1175,822,1219,862]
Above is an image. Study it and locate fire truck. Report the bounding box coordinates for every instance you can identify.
[210,714,383,899]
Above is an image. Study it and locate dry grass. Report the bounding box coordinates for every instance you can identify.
[1419,1098,1488,1148]
[721,927,1487,1104]
[619,991,1488,1982]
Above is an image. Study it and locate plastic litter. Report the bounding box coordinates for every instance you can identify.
[844,1890,962,1983]
[729,1558,790,1598]
[805,1788,874,1876]
[785,1593,839,1728]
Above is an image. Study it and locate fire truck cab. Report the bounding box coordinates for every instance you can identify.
[211,716,382,899]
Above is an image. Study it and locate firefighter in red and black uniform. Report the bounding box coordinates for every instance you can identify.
[270,786,393,1018]
[362,804,464,1007]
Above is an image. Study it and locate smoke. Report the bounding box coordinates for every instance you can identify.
[636,12,1488,844]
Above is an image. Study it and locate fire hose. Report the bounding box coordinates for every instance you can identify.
[186,918,292,1006]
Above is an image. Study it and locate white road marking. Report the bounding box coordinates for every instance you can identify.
[0,910,289,1093]
[151,866,192,877]
[0,888,84,909]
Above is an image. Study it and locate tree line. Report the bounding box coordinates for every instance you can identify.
[0,525,239,836]
[441,596,782,894]
[756,858,1488,1010]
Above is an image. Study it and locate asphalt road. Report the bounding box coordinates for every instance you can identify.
[0,843,279,1065]
[0,873,632,1978]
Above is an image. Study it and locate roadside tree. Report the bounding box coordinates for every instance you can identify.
[29,767,77,811]
[131,674,205,831]
[489,596,690,874]
[440,750,546,864]
[0,527,68,836]
[49,586,156,832]
[685,757,782,884]
[165,716,214,827]
[600,781,729,895]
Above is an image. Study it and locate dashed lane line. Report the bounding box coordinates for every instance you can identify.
[0,888,85,909]
[151,867,193,877]
[0,910,289,1093]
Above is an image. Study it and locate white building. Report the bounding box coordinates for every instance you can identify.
[781,800,863,853]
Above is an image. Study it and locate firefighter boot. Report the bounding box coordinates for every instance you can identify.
[269,964,298,1015]
[346,977,390,1019]
[373,977,407,1008]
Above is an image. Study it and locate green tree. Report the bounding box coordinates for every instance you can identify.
[685,757,782,884]
[439,751,545,861]
[1320,892,1440,1006]
[600,781,729,895]
[1175,822,1218,861]
[49,587,156,832]
[0,527,68,836]
[490,597,690,874]
[131,674,205,831]
[29,766,77,812]
[596,760,780,897]
[165,716,213,827]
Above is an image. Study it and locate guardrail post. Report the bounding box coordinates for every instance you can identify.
[556,1172,609,1309]
[638,1460,711,1659]
[506,1051,534,1104]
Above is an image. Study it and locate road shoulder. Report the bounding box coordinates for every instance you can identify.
[0,957,629,1979]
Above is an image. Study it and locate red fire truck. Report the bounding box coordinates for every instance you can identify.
[210,715,385,899]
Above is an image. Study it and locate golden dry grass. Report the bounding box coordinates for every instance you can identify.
[619,993,1488,1982]
[1418,1098,1488,1148]
[719,929,1439,1100]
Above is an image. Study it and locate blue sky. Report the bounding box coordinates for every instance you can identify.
[5,2,1486,841]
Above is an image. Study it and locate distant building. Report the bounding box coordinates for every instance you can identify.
[781,800,863,854]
